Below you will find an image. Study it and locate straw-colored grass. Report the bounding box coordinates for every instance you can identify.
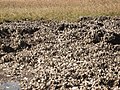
[0,0,120,21]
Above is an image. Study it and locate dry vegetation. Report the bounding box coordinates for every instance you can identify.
[0,0,120,21]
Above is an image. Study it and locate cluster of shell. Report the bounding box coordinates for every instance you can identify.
[0,16,120,90]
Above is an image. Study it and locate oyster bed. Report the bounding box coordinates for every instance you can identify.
[0,17,120,90]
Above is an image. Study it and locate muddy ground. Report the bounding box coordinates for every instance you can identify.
[0,16,120,90]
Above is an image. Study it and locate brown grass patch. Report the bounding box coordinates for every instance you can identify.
[0,0,120,21]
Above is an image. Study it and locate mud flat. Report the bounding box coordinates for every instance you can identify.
[0,16,120,90]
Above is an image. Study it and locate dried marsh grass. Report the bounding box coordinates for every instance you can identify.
[0,0,120,21]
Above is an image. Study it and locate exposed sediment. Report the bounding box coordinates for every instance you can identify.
[0,16,120,90]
